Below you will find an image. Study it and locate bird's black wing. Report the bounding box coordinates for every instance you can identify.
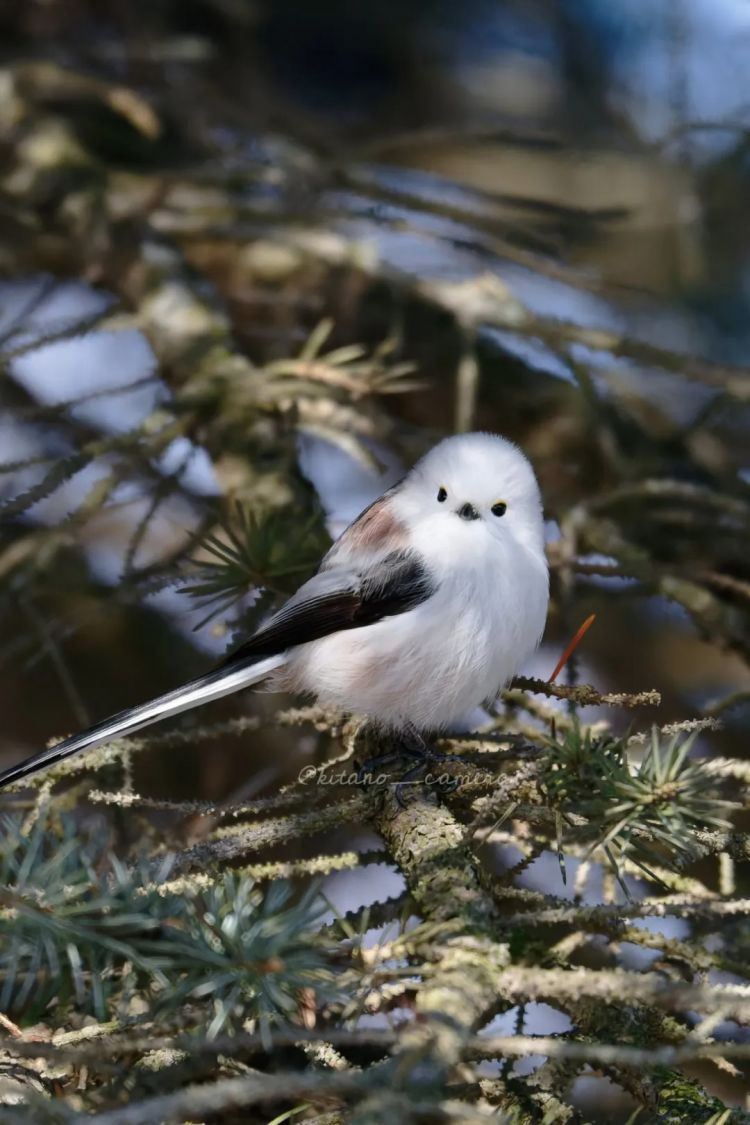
[0,552,434,791]
[221,550,435,669]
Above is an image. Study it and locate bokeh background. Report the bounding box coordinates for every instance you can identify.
[1,3,750,1115]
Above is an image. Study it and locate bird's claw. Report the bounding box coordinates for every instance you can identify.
[355,734,464,805]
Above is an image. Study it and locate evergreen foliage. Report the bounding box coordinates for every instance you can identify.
[0,10,749,1122]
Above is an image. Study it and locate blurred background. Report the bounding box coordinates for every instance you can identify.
[1,3,750,1113]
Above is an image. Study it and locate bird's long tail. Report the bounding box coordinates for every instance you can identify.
[0,653,285,790]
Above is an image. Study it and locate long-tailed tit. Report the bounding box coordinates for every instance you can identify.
[0,432,549,789]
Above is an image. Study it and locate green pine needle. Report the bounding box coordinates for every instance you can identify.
[182,503,329,628]
[0,810,333,1033]
[542,723,736,887]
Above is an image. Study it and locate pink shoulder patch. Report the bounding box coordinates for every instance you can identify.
[341,497,408,554]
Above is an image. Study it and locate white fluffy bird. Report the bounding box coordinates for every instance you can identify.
[0,432,549,789]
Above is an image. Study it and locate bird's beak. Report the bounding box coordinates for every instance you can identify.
[456,502,480,521]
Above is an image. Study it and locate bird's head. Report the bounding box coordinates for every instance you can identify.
[395,432,546,558]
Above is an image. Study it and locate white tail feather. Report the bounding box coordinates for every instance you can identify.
[0,654,285,789]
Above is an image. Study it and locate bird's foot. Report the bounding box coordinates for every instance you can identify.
[394,728,466,805]
[403,730,467,765]
[354,746,421,786]
[355,727,466,805]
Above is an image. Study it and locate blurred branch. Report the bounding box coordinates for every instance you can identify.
[0,30,749,1122]
[509,677,661,708]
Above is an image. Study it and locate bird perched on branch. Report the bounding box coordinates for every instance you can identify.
[0,432,549,789]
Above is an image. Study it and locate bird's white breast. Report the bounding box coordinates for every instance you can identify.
[284,523,548,731]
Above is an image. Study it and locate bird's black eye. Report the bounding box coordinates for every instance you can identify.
[491,501,507,517]
[437,486,447,503]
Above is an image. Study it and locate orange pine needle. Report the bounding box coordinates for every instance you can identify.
[548,614,597,684]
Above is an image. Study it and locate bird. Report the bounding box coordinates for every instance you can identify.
[0,432,549,790]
